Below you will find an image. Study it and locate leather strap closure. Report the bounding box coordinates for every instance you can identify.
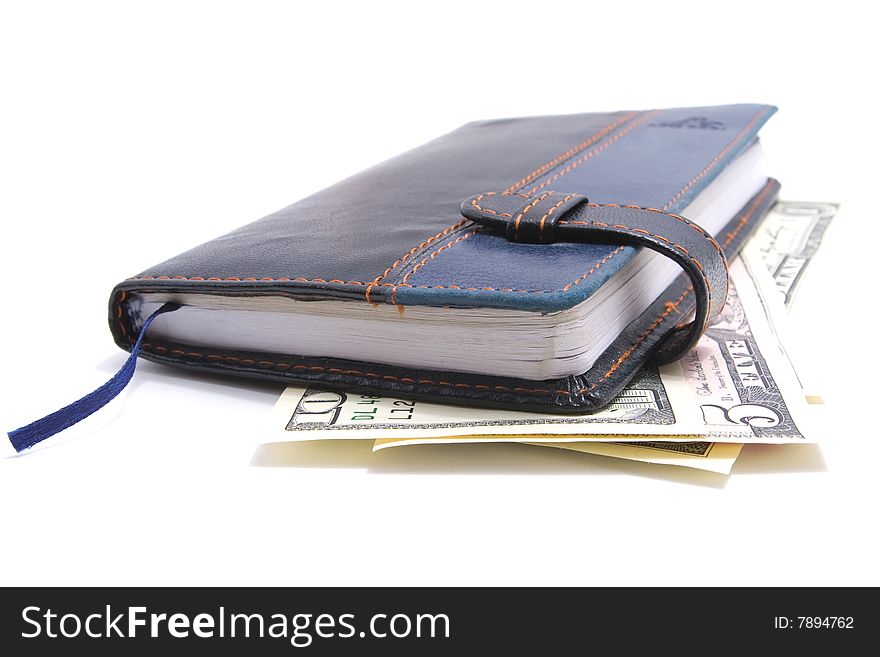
[461,191,591,243]
[460,190,729,363]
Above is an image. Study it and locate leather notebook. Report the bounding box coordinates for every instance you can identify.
[108,104,780,413]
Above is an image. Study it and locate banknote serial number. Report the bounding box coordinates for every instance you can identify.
[773,617,853,629]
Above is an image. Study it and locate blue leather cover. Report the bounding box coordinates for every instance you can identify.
[109,105,779,411]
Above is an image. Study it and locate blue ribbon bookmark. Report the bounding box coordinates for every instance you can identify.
[7,302,180,453]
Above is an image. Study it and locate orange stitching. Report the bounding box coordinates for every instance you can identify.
[560,202,728,272]
[562,246,625,291]
[538,194,576,241]
[662,107,769,211]
[572,288,692,393]
[503,111,640,193]
[390,231,477,305]
[641,207,727,271]
[513,192,553,239]
[385,245,625,295]
[128,275,368,284]
[364,219,469,303]
[470,193,513,217]
[170,348,207,358]
[597,289,690,383]
[525,111,658,195]
[722,180,774,249]
[122,245,624,302]
[117,291,128,338]
[558,219,713,294]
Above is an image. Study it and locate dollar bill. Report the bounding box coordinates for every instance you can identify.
[744,200,837,308]
[371,433,741,474]
[525,440,742,474]
[269,361,707,442]
[269,256,811,445]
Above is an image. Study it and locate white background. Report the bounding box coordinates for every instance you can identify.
[1,1,877,586]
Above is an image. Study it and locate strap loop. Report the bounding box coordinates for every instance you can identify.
[461,191,728,362]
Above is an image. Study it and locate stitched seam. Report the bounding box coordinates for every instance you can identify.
[128,250,624,296]
[503,111,641,193]
[563,202,727,271]
[364,219,468,302]
[116,291,128,338]
[469,192,530,218]
[559,220,712,294]
[396,190,559,304]
[538,194,575,241]
[561,246,624,292]
[524,111,659,195]
[721,180,774,249]
[128,275,370,284]
[382,245,626,294]
[662,108,769,211]
[513,192,553,239]
[578,288,691,392]
[644,208,727,273]
[389,231,478,304]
